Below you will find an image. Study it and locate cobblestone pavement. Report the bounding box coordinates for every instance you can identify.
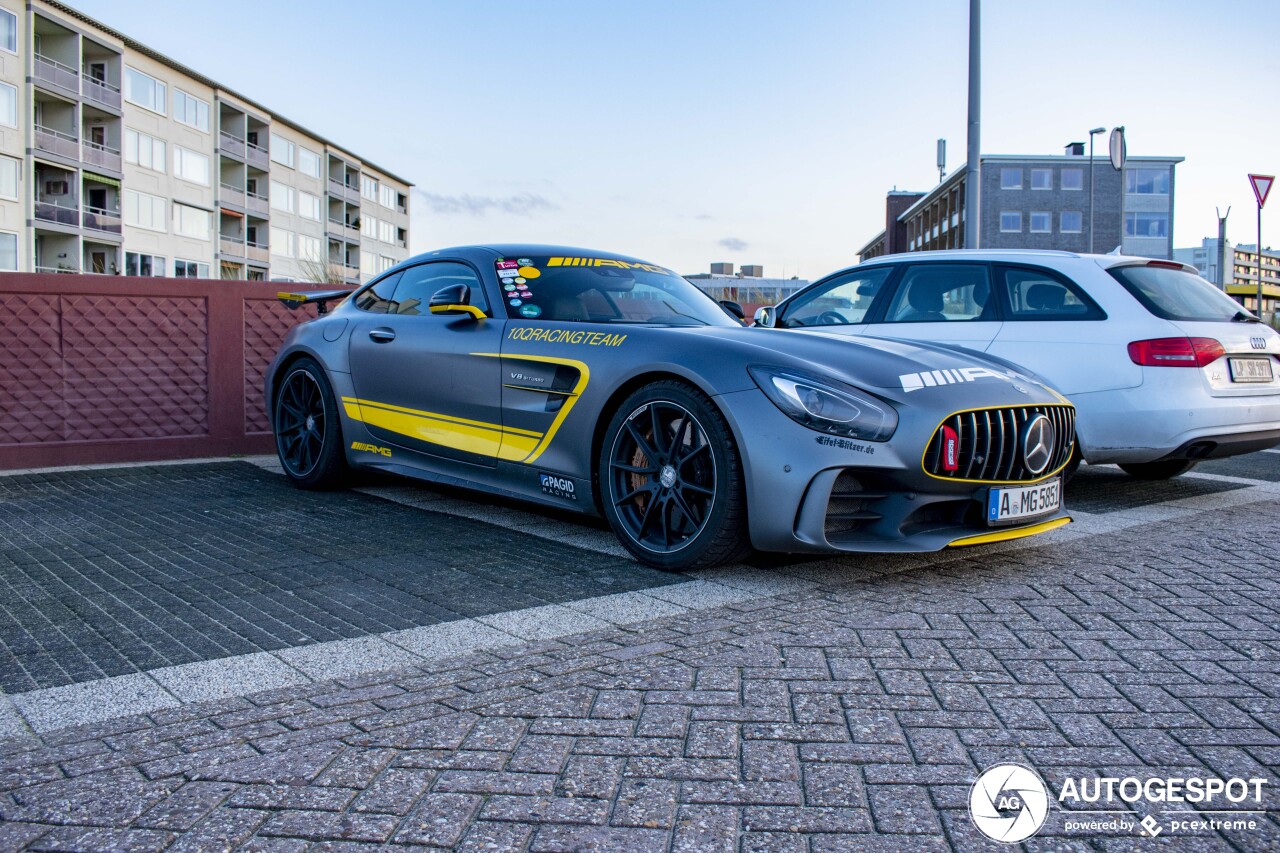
[1,457,1278,850]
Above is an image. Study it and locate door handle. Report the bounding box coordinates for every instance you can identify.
[368,328,396,343]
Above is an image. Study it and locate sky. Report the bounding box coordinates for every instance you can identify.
[70,0,1280,280]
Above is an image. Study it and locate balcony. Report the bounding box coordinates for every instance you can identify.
[82,206,122,235]
[34,53,79,97]
[219,131,245,159]
[328,177,360,203]
[219,236,246,257]
[396,238,407,249]
[35,124,79,160]
[35,264,79,274]
[82,77,121,110]
[327,218,360,242]
[82,139,122,172]
[246,240,269,263]
[35,200,79,227]
[245,190,269,217]
[245,140,269,170]
[219,183,245,208]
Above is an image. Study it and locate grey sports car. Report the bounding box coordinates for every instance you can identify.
[267,245,1076,569]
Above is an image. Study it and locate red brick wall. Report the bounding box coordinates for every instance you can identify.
[0,274,320,470]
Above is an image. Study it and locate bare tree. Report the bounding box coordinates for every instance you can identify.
[296,255,349,285]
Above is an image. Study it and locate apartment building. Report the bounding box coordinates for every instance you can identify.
[1175,237,1280,320]
[3,0,411,281]
[858,144,1182,262]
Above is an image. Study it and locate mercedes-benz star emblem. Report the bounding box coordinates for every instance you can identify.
[1020,414,1055,476]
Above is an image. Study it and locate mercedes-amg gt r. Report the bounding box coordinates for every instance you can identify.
[268,245,1076,569]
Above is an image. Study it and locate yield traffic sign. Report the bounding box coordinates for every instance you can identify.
[1250,174,1274,208]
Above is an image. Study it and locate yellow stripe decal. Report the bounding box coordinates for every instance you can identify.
[472,352,590,465]
[947,516,1071,548]
[428,304,487,320]
[341,397,543,460]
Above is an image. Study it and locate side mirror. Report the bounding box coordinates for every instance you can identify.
[718,299,745,322]
[428,284,485,320]
[753,305,775,327]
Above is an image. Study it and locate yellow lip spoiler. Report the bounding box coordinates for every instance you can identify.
[277,288,354,315]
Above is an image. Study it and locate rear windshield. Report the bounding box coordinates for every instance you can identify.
[495,255,737,326]
[1107,264,1249,322]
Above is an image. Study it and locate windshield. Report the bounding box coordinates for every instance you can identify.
[494,254,737,326]
[1107,263,1253,322]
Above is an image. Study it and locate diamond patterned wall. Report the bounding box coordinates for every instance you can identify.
[244,300,315,434]
[61,296,209,441]
[0,294,64,444]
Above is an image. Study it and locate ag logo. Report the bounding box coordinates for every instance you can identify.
[969,763,1049,843]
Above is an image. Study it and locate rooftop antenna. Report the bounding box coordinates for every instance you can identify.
[937,139,946,183]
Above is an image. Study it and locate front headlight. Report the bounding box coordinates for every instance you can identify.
[748,366,898,442]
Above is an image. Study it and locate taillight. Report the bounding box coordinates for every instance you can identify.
[1127,337,1225,368]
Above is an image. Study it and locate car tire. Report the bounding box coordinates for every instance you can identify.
[1117,459,1198,480]
[273,357,348,489]
[599,381,751,570]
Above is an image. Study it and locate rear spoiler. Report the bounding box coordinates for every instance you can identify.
[276,289,353,315]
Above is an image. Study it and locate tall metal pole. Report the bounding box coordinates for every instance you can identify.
[964,0,980,249]
[1258,203,1265,320]
[1215,207,1229,290]
[1088,135,1095,253]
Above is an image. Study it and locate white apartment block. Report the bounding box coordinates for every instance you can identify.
[1,0,412,281]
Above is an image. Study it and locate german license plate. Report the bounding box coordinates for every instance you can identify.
[987,479,1060,526]
[1228,357,1274,383]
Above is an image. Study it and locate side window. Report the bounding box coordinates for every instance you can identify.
[389,262,488,316]
[999,266,1104,321]
[353,271,402,313]
[883,264,994,323]
[779,268,892,328]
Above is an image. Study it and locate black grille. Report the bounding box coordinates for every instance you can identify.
[923,405,1075,482]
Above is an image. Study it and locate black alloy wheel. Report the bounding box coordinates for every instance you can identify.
[273,357,347,488]
[600,381,749,570]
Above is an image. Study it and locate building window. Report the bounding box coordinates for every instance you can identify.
[1000,168,1022,190]
[125,252,165,276]
[173,90,210,132]
[1126,169,1170,195]
[270,226,294,257]
[124,67,166,114]
[1030,169,1052,190]
[1061,168,1083,191]
[360,251,376,275]
[173,204,211,240]
[298,234,322,263]
[0,156,17,200]
[0,81,15,128]
[1061,211,1082,233]
[298,191,321,221]
[124,190,166,232]
[1125,212,1169,238]
[299,148,321,178]
[361,175,378,201]
[1000,211,1022,232]
[174,259,210,278]
[1029,211,1051,233]
[125,129,166,172]
[379,255,396,272]
[361,215,378,238]
[269,180,295,213]
[0,231,16,271]
[378,220,395,243]
[270,133,295,168]
[173,146,210,185]
[379,184,396,209]
[0,9,16,53]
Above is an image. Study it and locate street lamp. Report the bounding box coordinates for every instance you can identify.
[1087,127,1106,253]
